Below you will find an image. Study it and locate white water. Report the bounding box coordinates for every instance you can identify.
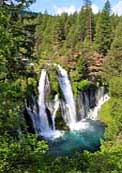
[88,94,110,120]
[38,69,51,132]
[40,130,64,140]
[71,91,110,131]
[38,70,63,139]
[30,66,110,139]
[57,65,77,130]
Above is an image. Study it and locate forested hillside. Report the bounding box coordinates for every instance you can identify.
[0,0,122,172]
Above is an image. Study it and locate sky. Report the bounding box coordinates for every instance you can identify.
[28,0,122,16]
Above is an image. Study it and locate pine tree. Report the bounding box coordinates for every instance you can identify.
[0,0,36,137]
[53,15,66,55]
[111,20,122,51]
[64,13,79,50]
[77,0,94,47]
[94,0,112,55]
[103,20,122,80]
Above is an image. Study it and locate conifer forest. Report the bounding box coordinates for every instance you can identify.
[0,0,122,172]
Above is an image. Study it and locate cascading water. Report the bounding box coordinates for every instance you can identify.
[25,65,110,154]
[24,65,111,155]
[87,93,110,120]
[37,70,63,139]
[57,65,77,129]
[38,69,51,132]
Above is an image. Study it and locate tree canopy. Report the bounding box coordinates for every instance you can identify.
[0,0,122,172]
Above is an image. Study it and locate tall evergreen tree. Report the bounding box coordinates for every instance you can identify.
[94,0,112,55]
[104,20,122,80]
[77,0,94,47]
[64,13,79,50]
[0,0,36,135]
[111,20,122,52]
[53,15,66,55]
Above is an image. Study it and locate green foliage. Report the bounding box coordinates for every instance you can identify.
[0,134,48,173]
[94,0,112,55]
[103,53,122,81]
[0,0,122,172]
[77,80,90,91]
[99,99,112,124]
[103,21,122,81]
[109,77,122,98]
[77,4,94,44]
[111,20,122,51]
[72,80,90,96]
[99,97,122,141]
[49,71,59,96]
[34,2,95,58]
[69,55,88,95]
[99,79,122,148]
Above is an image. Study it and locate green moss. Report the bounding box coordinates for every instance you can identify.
[72,80,90,96]
[77,80,90,91]
[99,99,112,125]
[55,108,69,131]
[49,72,59,93]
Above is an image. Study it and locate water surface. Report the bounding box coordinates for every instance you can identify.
[47,119,105,156]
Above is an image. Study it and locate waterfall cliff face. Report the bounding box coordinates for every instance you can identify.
[25,66,110,139]
[87,93,110,120]
[76,87,110,121]
[52,94,60,130]
[57,65,77,129]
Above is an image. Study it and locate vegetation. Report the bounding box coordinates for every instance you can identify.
[94,0,112,55]
[99,99,112,124]
[0,0,122,172]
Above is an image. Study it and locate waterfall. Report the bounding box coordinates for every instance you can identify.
[26,107,41,134]
[37,70,63,139]
[87,93,110,120]
[25,65,110,139]
[38,69,51,132]
[57,65,77,129]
